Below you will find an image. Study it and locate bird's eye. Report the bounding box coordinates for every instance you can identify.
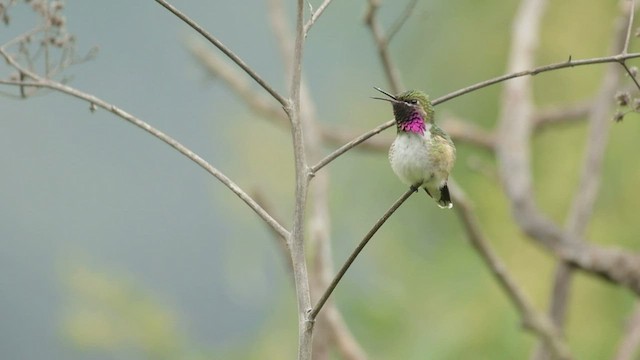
[408,99,418,105]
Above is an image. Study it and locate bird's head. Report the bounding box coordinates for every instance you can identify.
[372,87,434,125]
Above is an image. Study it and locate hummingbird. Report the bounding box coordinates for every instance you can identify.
[373,87,456,209]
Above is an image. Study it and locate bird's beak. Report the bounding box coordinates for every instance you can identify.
[371,87,399,103]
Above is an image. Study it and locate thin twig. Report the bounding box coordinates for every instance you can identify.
[620,62,640,91]
[303,0,335,36]
[310,186,417,319]
[310,119,394,174]
[153,0,288,107]
[434,52,640,106]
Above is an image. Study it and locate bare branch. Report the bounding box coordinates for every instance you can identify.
[310,186,417,320]
[620,62,640,91]
[310,119,395,173]
[246,2,368,357]
[533,7,628,358]
[319,125,392,152]
[304,0,335,37]
[325,307,368,360]
[622,0,636,55]
[439,114,495,149]
[153,0,288,107]
[287,1,314,359]
[533,101,591,128]
[614,302,640,360]
[251,190,291,270]
[0,76,290,241]
[449,181,572,360]
[434,53,640,106]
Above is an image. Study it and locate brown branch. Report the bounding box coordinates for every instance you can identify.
[439,114,496,149]
[449,181,572,360]
[325,306,368,360]
[532,5,631,359]
[533,101,591,129]
[614,302,640,360]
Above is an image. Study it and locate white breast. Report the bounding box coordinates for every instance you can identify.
[388,131,434,187]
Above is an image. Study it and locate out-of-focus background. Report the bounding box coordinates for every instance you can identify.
[1,1,639,359]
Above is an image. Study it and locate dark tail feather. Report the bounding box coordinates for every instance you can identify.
[423,184,453,209]
[438,184,453,209]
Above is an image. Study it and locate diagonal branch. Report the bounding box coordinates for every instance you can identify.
[449,181,572,360]
[186,39,288,125]
[153,0,288,107]
[0,75,290,240]
[434,52,640,106]
[310,186,417,319]
[304,0,335,37]
[310,119,395,173]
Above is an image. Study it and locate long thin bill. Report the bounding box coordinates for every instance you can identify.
[373,87,397,100]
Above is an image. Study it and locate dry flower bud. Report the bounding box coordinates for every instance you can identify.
[615,91,631,106]
[613,110,625,123]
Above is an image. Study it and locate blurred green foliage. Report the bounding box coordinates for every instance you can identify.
[63,264,209,360]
